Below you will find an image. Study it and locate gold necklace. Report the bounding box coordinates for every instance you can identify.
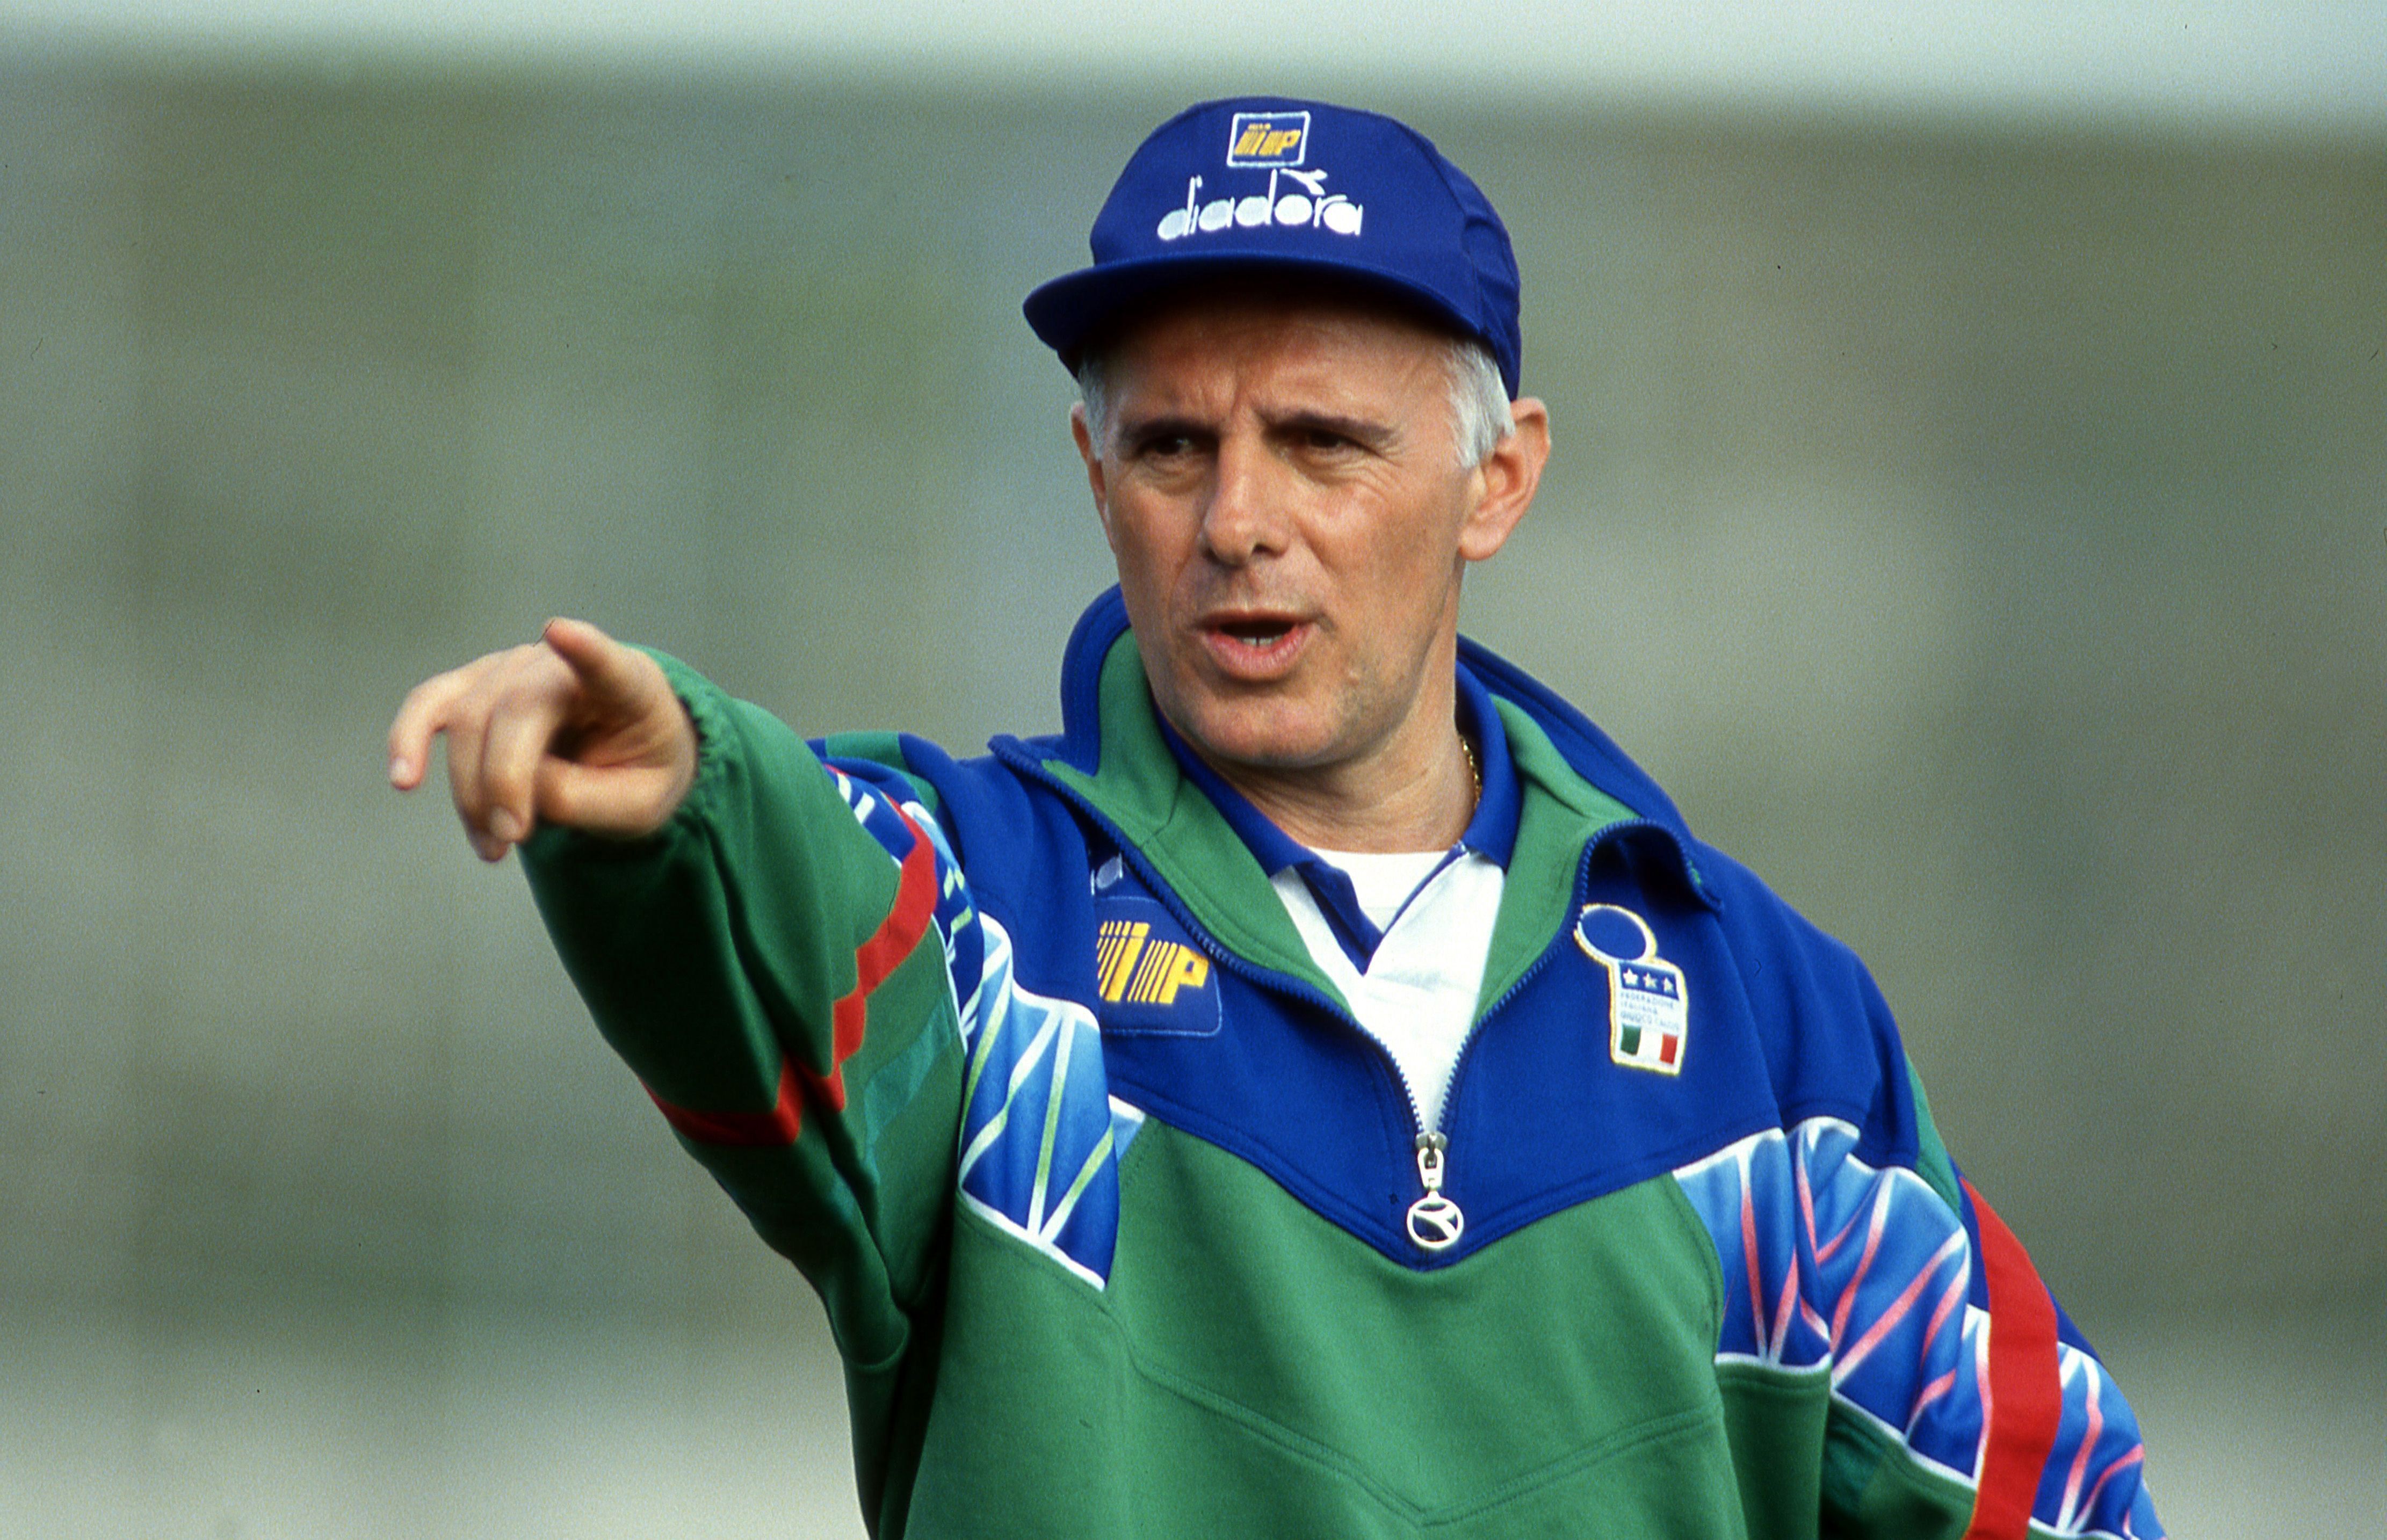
[1461,733,1481,807]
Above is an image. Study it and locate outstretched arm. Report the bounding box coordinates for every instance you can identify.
[387,617,698,859]
[390,633,975,1517]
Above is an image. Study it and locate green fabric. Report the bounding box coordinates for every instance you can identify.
[1714,1364,1832,1540]
[1479,695,1638,1014]
[1715,1364,1979,1540]
[903,1121,1753,1538]
[520,653,967,1504]
[1819,1403,1974,1538]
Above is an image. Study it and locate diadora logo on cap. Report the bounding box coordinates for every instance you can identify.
[1154,165,1364,243]
[1098,919,1210,1006]
[1226,111,1309,167]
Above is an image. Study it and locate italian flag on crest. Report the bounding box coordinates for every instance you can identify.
[1573,904,1690,1077]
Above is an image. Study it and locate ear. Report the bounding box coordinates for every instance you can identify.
[1457,397,1550,563]
[1070,402,1117,549]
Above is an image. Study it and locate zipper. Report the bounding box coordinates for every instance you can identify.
[1406,1131,1462,1250]
[1426,819,1655,1127]
[1000,740,1685,1260]
[1402,818,1692,1250]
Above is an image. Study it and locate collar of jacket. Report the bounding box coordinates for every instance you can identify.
[1008,589,1719,1015]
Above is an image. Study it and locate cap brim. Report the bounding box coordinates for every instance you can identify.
[1023,249,1486,374]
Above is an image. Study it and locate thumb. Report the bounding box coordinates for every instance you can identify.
[534,753,695,839]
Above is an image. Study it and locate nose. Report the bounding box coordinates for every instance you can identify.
[1197,431,1289,566]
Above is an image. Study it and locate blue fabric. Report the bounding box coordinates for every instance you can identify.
[1023,96,1525,394]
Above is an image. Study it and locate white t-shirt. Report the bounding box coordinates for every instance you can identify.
[1270,847,1504,1135]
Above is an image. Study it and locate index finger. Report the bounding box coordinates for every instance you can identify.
[540,617,666,717]
[387,664,479,790]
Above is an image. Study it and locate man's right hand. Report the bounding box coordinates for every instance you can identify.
[387,618,700,862]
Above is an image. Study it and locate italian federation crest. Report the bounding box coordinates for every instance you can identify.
[1574,904,1689,1076]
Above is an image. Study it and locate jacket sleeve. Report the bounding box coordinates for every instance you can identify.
[1676,877,2164,1539]
[517,652,976,1384]
[1815,1047,2162,1540]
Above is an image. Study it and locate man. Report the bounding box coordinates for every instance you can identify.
[389,98,2161,1538]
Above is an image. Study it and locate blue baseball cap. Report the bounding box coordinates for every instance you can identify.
[1023,97,1524,396]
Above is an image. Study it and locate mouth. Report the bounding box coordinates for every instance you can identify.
[1198,611,1313,678]
[1216,616,1297,648]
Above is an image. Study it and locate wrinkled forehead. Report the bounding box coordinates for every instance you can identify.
[1082,295,1475,471]
[1083,274,1464,379]
[1090,293,1460,437]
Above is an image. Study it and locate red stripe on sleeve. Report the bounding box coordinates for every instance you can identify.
[838,809,940,1063]
[808,807,939,1112]
[643,804,942,1142]
[1960,1179,2064,1540]
[648,1060,804,1146]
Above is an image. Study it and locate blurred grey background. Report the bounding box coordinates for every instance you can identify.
[2,2,2383,1535]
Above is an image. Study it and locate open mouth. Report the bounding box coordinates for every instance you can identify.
[1217,618,1295,648]
[1200,613,1310,675]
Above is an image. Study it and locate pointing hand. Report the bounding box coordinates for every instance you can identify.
[387,618,698,861]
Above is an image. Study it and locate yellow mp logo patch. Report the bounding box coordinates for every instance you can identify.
[1225,111,1310,168]
[1097,919,1212,1006]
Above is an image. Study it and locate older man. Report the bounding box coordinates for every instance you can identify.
[390,99,2160,1539]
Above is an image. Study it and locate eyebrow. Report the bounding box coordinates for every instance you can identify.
[1107,402,1406,457]
[1113,409,1211,446]
[1262,407,1402,455]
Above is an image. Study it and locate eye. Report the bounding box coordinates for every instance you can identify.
[1130,427,1201,462]
[1283,417,1377,459]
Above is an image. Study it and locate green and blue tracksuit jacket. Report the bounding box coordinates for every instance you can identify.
[521,587,2162,1539]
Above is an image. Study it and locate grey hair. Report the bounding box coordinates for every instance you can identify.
[1073,351,1113,447]
[1074,335,1514,470]
[1442,338,1513,469]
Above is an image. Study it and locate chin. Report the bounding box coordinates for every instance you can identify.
[1196,718,1349,778]
[1166,693,1304,767]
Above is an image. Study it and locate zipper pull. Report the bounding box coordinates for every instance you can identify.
[1406,1132,1464,1252]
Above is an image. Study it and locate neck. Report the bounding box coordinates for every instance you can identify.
[1196,715,1477,856]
